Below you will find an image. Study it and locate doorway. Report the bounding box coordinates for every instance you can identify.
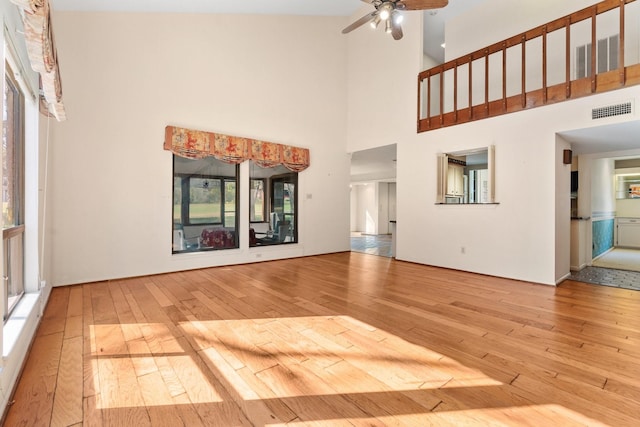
[560,121,640,290]
[349,145,397,258]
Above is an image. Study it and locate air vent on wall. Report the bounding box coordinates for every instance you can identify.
[592,101,632,120]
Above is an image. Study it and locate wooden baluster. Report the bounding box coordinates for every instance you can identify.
[502,42,507,112]
[468,55,473,120]
[417,74,422,131]
[619,0,626,85]
[591,7,597,92]
[565,17,571,99]
[439,69,444,125]
[542,26,548,104]
[484,49,489,114]
[454,63,458,122]
[427,72,431,127]
[521,35,526,108]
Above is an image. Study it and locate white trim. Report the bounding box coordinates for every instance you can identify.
[3,26,37,102]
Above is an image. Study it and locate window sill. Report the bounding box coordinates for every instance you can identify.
[435,202,500,205]
[3,293,40,359]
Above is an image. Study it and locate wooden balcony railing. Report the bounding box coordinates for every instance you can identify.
[418,0,640,132]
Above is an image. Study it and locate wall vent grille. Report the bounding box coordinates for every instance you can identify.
[592,101,632,120]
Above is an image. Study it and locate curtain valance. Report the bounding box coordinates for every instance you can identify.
[164,126,310,172]
[11,0,66,121]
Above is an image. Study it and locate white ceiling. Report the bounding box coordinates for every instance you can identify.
[559,120,640,156]
[50,0,363,15]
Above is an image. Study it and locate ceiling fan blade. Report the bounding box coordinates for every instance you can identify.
[342,11,377,34]
[399,0,448,11]
[390,12,403,40]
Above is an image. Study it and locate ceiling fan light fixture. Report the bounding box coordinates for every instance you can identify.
[385,19,392,33]
[379,3,393,20]
[370,16,381,29]
[394,13,404,24]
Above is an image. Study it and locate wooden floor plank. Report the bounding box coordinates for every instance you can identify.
[4,253,640,426]
[3,332,63,427]
[50,335,83,426]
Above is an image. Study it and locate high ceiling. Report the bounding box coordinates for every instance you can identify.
[50,0,363,15]
[48,0,640,170]
[50,0,482,61]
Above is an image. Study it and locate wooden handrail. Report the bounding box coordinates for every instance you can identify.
[418,0,639,133]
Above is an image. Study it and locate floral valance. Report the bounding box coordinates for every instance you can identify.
[164,126,310,172]
[11,0,66,121]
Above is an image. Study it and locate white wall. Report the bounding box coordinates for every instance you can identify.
[617,199,640,217]
[350,182,395,235]
[352,183,378,234]
[377,182,390,234]
[49,12,351,286]
[399,89,640,285]
[555,136,572,283]
[350,185,358,231]
[388,182,397,221]
[591,158,616,218]
[346,11,423,153]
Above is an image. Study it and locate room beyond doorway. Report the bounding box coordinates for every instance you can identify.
[568,247,640,291]
[592,247,640,272]
[350,232,392,257]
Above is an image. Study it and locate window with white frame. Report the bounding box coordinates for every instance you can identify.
[3,62,26,320]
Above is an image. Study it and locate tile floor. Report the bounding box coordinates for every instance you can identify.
[350,232,392,257]
[568,266,640,291]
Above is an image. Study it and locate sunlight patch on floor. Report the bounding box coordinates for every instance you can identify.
[267,404,608,426]
[188,315,502,399]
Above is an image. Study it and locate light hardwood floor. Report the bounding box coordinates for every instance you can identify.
[3,252,639,426]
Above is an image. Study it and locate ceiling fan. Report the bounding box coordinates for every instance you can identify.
[342,0,449,40]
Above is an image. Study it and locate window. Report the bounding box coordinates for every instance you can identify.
[172,156,238,253]
[250,178,265,222]
[249,163,298,246]
[437,146,495,204]
[3,63,25,320]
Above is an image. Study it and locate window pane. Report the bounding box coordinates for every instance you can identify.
[250,179,264,222]
[3,65,25,320]
[173,177,182,224]
[5,233,24,314]
[284,183,295,214]
[249,162,297,246]
[224,180,236,228]
[172,156,238,253]
[3,72,22,227]
[189,178,221,224]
